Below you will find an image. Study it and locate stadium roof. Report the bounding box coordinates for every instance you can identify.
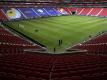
[0,0,107,8]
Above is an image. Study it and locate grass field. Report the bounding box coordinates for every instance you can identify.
[6,16,107,53]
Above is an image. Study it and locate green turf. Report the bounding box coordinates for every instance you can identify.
[6,16,107,53]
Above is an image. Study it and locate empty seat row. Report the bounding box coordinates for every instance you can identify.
[0,27,46,55]
[68,33,107,54]
[0,53,107,80]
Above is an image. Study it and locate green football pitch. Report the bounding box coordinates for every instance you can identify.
[6,16,107,53]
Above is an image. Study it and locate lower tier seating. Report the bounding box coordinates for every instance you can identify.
[0,27,46,55]
[68,8,107,17]
[0,53,107,80]
[68,33,107,54]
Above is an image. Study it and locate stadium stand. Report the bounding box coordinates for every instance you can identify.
[0,7,69,21]
[63,8,71,14]
[1,24,107,80]
[0,0,107,80]
[88,8,103,16]
[99,8,107,17]
[18,8,38,19]
[83,33,107,44]
[67,33,107,54]
[0,26,46,55]
[2,7,107,21]
[0,9,8,21]
[0,53,107,80]
[69,8,107,17]
[80,8,91,16]
[1,23,107,79]
[44,7,58,16]
[76,8,83,15]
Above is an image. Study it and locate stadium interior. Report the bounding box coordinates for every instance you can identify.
[0,0,107,80]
